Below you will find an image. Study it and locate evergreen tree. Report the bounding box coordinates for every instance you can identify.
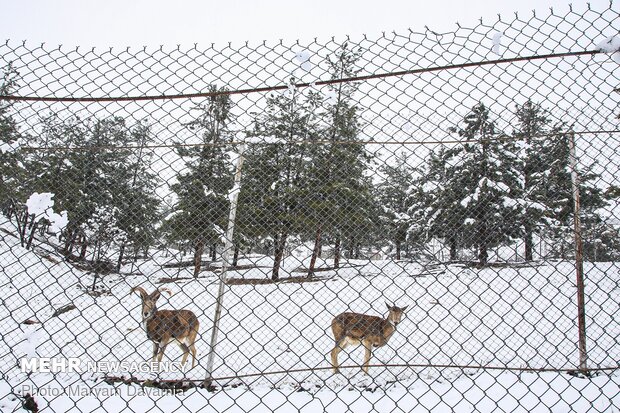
[0,64,26,215]
[165,85,234,277]
[407,146,467,261]
[239,80,322,280]
[376,151,417,260]
[113,122,161,269]
[444,102,523,264]
[533,129,607,259]
[513,100,553,260]
[28,114,160,267]
[311,43,374,269]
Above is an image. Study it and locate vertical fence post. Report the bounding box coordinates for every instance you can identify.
[204,142,246,387]
[568,131,588,373]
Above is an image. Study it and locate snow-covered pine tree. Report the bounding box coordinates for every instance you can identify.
[113,121,161,270]
[0,64,26,219]
[239,79,322,280]
[407,145,467,261]
[376,151,416,260]
[311,43,374,269]
[165,85,234,277]
[31,116,136,258]
[446,102,523,265]
[532,126,607,259]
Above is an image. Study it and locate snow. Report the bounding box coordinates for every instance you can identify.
[294,50,312,72]
[26,192,55,218]
[461,178,511,207]
[47,211,69,233]
[324,90,338,104]
[596,35,620,63]
[1,220,619,412]
[204,187,215,197]
[0,139,23,154]
[281,82,297,99]
[491,32,503,55]
[164,210,183,221]
[25,193,69,233]
[0,142,14,153]
[596,35,620,53]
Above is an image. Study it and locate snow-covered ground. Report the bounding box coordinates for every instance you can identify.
[1,220,619,412]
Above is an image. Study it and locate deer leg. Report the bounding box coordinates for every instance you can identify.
[362,339,372,375]
[178,342,190,367]
[152,342,159,362]
[188,327,199,369]
[331,338,349,374]
[190,343,197,369]
[157,338,171,363]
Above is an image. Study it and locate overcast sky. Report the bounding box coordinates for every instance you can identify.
[0,0,613,48]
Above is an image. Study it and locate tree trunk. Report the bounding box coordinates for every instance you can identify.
[26,221,38,250]
[334,236,341,269]
[272,233,287,281]
[211,243,217,261]
[193,239,204,277]
[232,244,240,267]
[308,226,323,277]
[91,273,99,292]
[395,240,401,261]
[116,242,126,272]
[524,228,533,262]
[20,213,29,247]
[63,228,77,255]
[478,243,488,265]
[449,237,458,261]
[79,235,88,260]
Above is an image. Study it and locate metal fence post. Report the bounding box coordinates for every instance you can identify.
[568,131,588,373]
[204,142,246,387]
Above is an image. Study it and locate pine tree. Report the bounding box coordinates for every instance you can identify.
[376,151,417,260]
[533,129,607,259]
[165,85,234,277]
[113,121,161,269]
[444,102,523,264]
[513,100,553,261]
[27,114,159,267]
[239,79,322,280]
[408,146,467,261]
[0,64,26,216]
[311,43,374,269]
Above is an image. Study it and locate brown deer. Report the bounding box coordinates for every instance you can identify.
[331,303,407,374]
[131,286,199,368]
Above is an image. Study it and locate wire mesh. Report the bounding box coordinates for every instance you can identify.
[1,3,619,412]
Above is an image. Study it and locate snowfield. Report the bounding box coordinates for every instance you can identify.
[1,221,619,412]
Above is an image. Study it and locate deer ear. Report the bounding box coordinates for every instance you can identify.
[386,302,391,310]
[402,306,409,311]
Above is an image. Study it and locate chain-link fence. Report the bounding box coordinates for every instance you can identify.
[1,3,619,412]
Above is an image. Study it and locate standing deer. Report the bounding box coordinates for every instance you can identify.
[131,286,199,369]
[331,303,407,374]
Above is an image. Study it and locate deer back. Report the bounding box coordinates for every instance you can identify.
[146,309,199,342]
[333,312,395,347]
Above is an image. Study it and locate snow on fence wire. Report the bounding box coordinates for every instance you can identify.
[1,3,620,412]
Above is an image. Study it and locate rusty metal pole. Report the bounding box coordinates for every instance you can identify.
[204,143,246,387]
[568,131,588,373]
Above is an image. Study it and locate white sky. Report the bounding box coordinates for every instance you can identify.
[0,0,614,48]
